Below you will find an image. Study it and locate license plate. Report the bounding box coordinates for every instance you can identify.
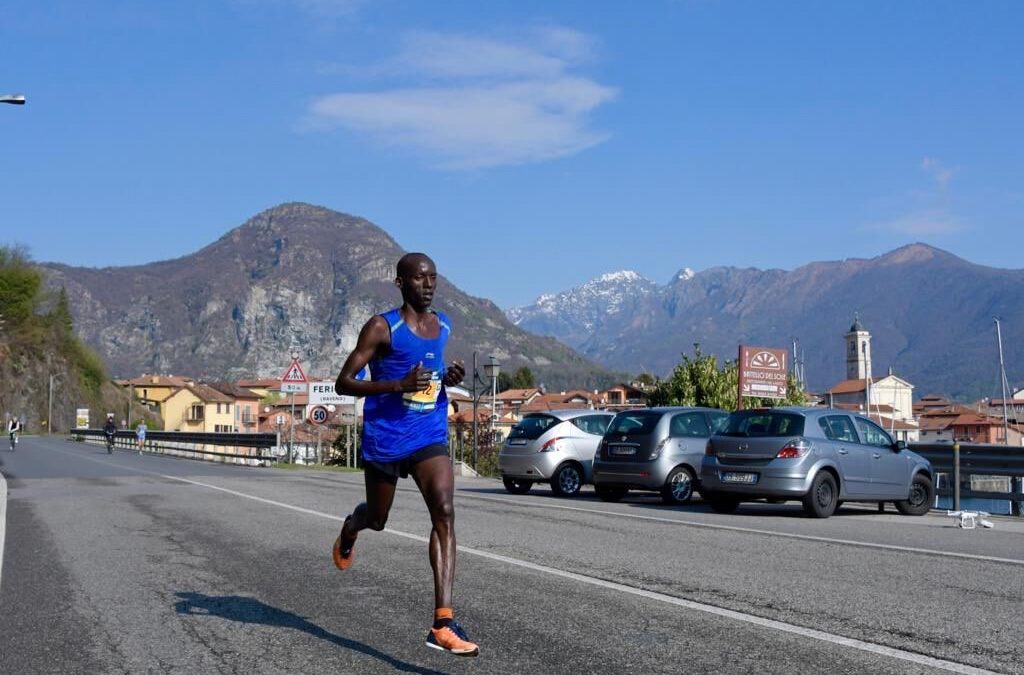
[508,439,527,446]
[721,472,757,484]
[610,445,636,456]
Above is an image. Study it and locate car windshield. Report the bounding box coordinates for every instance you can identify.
[607,411,662,436]
[720,411,805,437]
[509,414,560,440]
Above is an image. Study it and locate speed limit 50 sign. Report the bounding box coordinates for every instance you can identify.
[308,405,330,425]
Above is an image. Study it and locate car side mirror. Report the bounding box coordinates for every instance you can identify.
[893,440,907,452]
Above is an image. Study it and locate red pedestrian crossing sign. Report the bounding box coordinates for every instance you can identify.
[280,358,308,393]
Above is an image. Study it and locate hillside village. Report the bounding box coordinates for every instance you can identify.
[106,318,1024,455]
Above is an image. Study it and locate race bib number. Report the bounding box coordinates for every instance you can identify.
[403,371,442,412]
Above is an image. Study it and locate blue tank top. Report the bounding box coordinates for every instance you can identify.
[362,308,451,461]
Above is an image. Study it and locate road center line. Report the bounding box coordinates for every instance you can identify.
[55,448,999,675]
[448,490,1024,568]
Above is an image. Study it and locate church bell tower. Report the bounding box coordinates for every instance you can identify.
[845,316,872,380]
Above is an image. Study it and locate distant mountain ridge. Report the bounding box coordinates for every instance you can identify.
[41,203,615,390]
[507,244,1024,400]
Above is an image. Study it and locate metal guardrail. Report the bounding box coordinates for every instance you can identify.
[910,442,1024,515]
[71,429,278,463]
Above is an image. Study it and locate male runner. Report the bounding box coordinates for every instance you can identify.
[332,252,478,657]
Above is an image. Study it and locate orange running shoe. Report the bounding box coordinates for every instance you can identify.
[426,620,479,657]
[332,516,356,570]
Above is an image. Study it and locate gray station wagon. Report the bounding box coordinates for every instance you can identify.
[701,407,934,518]
[592,407,729,504]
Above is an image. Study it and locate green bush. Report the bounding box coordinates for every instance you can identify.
[472,444,501,478]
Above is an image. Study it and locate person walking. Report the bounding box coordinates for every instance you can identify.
[136,419,147,454]
[331,252,477,657]
[7,416,20,450]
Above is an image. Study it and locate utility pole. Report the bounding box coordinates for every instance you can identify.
[127,383,134,429]
[994,318,1019,516]
[48,374,54,434]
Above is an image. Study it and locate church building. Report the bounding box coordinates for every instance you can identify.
[826,318,917,428]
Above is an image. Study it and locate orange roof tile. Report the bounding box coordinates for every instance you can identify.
[827,379,868,395]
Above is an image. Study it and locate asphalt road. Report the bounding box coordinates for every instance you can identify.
[1,435,1022,674]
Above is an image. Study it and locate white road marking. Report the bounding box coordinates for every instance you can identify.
[449,490,1024,568]
[51,446,999,675]
[0,471,7,590]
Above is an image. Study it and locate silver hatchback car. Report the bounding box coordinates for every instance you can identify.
[701,407,934,518]
[499,410,615,497]
[592,407,729,504]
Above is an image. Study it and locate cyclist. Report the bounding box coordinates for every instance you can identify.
[103,413,117,454]
[7,416,20,451]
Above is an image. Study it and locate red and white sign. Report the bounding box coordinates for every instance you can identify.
[737,345,788,403]
[308,405,330,425]
[280,358,308,394]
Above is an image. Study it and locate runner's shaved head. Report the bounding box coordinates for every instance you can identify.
[397,253,434,279]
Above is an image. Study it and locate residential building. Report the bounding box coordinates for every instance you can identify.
[494,388,542,416]
[949,413,1024,445]
[208,382,262,432]
[123,374,195,419]
[601,383,649,409]
[162,383,235,432]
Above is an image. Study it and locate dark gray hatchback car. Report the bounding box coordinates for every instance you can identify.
[701,407,934,518]
[592,407,729,504]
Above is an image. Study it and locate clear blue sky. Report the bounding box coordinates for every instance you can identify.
[2,1,1022,308]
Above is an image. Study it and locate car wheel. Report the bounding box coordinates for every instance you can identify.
[551,463,583,497]
[595,485,627,502]
[802,472,838,518]
[706,493,741,514]
[502,477,533,495]
[661,466,695,505]
[895,474,933,516]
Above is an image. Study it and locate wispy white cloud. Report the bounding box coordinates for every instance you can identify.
[921,156,957,190]
[305,28,617,169]
[233,0,365,19]
[868,209,966,235]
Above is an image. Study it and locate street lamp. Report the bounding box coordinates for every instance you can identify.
[1,94,26,105]
[470,353,500,468]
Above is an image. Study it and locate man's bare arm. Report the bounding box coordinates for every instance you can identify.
[335,316,432,397]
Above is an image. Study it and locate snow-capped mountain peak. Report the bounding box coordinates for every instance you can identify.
[506,269,659,338]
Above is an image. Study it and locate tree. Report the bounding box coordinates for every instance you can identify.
[648,344,806,411]
[634,372,657,388]
[0,246,41,327]
[510,366,535,389]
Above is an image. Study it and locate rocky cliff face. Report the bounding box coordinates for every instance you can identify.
[508,244,1024,400]
[42,203,613,390]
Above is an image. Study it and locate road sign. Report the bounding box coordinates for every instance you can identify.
[76,408,90,429]
[280,357,308,394]
[308,405,330,425]
[309,381,355,406]
[737,345,788,403]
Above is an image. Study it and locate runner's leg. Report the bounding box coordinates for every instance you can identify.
[409,454,456,610]
[346,469,398,535]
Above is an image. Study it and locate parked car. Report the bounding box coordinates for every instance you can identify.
[701,407,934,518]
[498,410,615,497]
[592,407,729,504]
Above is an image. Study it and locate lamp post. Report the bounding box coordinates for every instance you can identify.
[1,94,26,105]
[288,350,298,464]
[470,353,500,468]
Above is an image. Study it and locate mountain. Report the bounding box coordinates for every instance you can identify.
[40,203,615,391]
[507,270,662,349]
[507,244,1024,400]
